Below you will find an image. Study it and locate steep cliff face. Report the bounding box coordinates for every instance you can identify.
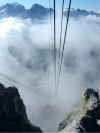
[58,88,100,132]
[0,83,42,132]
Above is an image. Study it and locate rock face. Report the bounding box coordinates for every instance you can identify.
[0,83,43,132]
[58,88,100,132]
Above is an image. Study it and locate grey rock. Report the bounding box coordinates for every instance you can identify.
[58,88,100,132]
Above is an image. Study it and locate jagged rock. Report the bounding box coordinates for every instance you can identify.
[58,88,100,132]
[0,83,43,132]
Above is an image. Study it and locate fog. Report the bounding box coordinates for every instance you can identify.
[0,14,100,131]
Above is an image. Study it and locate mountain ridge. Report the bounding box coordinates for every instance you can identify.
[0,3,52,20]
[64,8,100,18]
[0,3,100,20]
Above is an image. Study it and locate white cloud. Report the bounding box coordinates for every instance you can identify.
[0,15,100,131]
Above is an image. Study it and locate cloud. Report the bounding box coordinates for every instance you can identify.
[0,15,100,131]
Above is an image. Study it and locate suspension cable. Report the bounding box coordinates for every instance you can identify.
[58,0,65,69]
[53,0,57,90]
[58,0,71,78]
[48,0,55,96]
[48,0,53,57]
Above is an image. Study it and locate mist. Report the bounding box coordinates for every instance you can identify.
[0,14,100,131]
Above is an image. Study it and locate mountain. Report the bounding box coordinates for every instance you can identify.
[64,8,100,18]
[28,4,52,19]
[0,3,53,20]
[0,3,100,20]
[0,3,26,18]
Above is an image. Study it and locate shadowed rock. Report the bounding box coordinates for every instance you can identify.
[0,83,43,132]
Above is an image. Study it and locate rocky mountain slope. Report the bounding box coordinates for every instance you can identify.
[0,83,42,132]
[58,88,100,132]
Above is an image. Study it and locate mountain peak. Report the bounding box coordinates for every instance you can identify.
[29,3,50,19]
[31,3,46,12]
[7,2,21,6]
[0,2,25,12]
[2,2,24,8]
[32,3,44,7]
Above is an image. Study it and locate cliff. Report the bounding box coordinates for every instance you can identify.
[0,83,42,132]
[58,88,100,132]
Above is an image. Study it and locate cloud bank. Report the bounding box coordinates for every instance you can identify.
[0,14,100,131]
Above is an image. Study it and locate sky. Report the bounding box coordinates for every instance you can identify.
[0,0,100,10]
